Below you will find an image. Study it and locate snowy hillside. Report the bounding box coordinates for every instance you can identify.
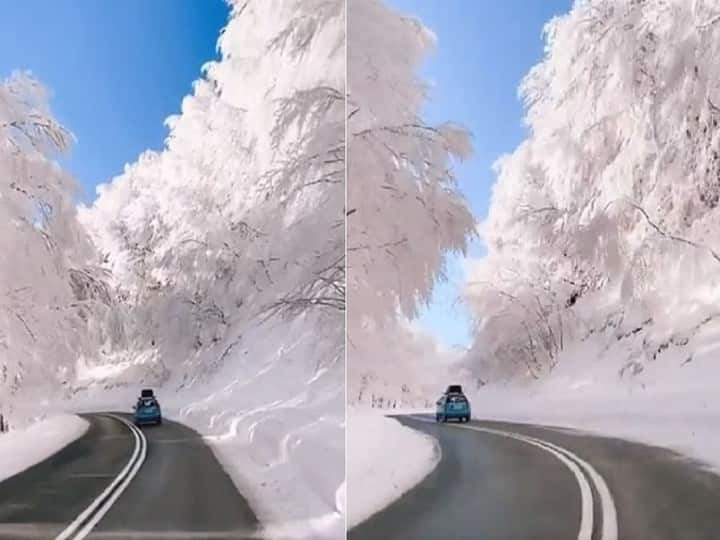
[346,407,439,528]
[1,0,344,538]
[457,0,720,463]
[0,414,88,484]
[465,0,720,384]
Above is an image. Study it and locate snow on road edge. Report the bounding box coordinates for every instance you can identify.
[0,414,89,483]
[347,407,440,529]
[471,383,720,477]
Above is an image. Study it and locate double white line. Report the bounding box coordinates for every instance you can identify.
[55,414,147,540]
[409,415,618,540]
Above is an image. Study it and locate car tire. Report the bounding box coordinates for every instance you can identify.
[442,415,447,423]
[435,414,440,422]
[157,418,162,426]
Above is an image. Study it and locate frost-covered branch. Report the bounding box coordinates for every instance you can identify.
[612,198,720,265]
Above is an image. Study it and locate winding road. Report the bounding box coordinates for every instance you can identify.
[349,414,720,540]
[0,413,258,539]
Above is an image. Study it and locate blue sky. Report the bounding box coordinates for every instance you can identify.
[0,0,228,202]
[388,0,572,350]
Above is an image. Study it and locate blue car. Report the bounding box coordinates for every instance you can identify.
[133,391,162,426]
[436,386,471,423]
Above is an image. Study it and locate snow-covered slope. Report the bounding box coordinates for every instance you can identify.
[469,313,720,474]
[346,407,440,529]
[69,314,343,539]
[456,0,720,470]
[0,414,88,483]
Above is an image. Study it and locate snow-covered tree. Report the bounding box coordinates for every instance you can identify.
[347,0,475,390]
[465,0,720,381]
[75,1,345,529]
[80,0,345,379]
[0,72,111,399]
[3,2,345,530]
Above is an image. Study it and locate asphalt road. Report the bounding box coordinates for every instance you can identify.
[349,414,720,540]
[0,413,259,539]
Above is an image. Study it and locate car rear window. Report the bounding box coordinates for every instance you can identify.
[140,398,156,407]
[448,395,467,403]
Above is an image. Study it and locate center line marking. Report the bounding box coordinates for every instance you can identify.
[55,414,147,540]
[407,415,618,540]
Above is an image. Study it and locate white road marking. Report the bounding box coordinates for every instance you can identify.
[55,414,147,540]
[527,435,618,540]
[409,415,618,540]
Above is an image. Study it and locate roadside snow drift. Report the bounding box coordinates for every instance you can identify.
[469,315,720,477]
[0,414,88,483]
[347,407,440,529]
[67,314,344,539]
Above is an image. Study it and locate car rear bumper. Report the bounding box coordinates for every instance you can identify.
[134,415,161,425]
[442,410,470,418]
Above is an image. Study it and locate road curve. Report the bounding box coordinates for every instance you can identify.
[349,414,720,540]
[0,413,259,539]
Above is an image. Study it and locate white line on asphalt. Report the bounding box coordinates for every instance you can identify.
[458,424,594,540]
[55,414,147,540]
[408,415,617,540]
[526,435,618,540]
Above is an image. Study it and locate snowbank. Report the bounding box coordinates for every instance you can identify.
[0,414,88,483]
[347,407,440,529]
[471,320,720,475]
[65,314,344,540]
[475,384,720,466]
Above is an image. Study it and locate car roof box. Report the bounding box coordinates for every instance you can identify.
[446,384,463,394]
[140,388,154,398]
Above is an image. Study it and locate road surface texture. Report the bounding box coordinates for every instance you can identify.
[0,413,259,539]
[349,414,720,540]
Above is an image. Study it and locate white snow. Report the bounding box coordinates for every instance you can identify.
[63,314,344,540]
[467,316,720,476]
[0,414,88,483]
[346,406,440,529]
[347,0,475,400]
